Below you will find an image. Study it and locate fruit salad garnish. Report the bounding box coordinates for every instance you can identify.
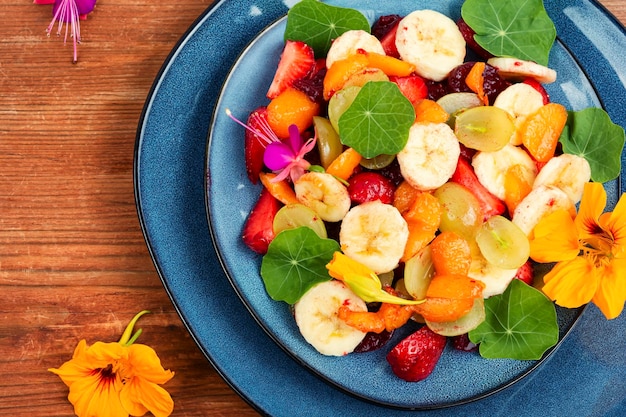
[227,0,626,382]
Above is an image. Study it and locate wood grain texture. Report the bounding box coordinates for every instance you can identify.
[0,1,624,416]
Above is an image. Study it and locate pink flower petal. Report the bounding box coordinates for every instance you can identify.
[264,142,294,171]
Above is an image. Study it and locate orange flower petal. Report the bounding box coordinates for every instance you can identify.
[592,258,626,319]
[603,193,626,258]
[127,344,175,384]
[542,257,599,308]
[68,371,126,417]
[121,377,174,417]
[529,209,579,263]
[575,182,606,238]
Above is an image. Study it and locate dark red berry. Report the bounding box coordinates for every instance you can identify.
[451,333,478,352]
[347,172,395,205]
[372,14,403,39]
[354,330,394,353]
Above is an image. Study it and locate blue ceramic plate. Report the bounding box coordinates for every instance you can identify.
[135,0,626,415]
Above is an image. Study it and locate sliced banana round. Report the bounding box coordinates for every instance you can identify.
[294,171,351,222]
[512,185,576,236]
[487,57,557,84]
[395,10,466,81]
[472,144,537,200]
[532,153,591,204]
[397,122,461,191]
[339,200,409,274]
[294,280,368,356]
[326,29,385,70]
[493,83,545,146]
[467,255,518,298]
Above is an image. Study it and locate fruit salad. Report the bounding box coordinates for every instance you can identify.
[227,0,626,382]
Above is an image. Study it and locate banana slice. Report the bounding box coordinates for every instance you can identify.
[512,185,575,236]
[397,122,461,191]
[395,10,466,81]
[339,200,409,274]
[472,144,538,200]
[294,280,368,356]
[326,30,385,70]
[294,171,351,222]
[493,83,545,145]
[487,57,557,84]
[467,255,518,298]
[532,153,591,204]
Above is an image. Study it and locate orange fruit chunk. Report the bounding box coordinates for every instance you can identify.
[412,296,476,322]
[426,274,485,299]
[465,62,489,105]
[267,87,320,139]
[323,54,369,100]
[519,103,568,162]
[361,51,416,77]
[503,164,533,216]
[430,231,472,276]
[400,191,442,261]
[259,172,299,206]
[413,99,449,124]
[325,147,362,181]
[393,180,420,215]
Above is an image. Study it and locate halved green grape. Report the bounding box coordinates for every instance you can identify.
[436,92,483,128]
[475,215,530,269]
[425,298,485,336]
[273,203,328,239]
[313,116,343,169]
[403,246,435,300]
[360,153,395,170]
[434,182,483,242]
[454,106,515,152]
[328,85,361,134]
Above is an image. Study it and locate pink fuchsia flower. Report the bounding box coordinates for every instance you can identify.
[35,0,97,63]
[263,124,316,183]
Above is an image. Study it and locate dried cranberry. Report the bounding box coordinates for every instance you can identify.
[456,18,493,60]
[372,14,403,39]
[425,79,449,101]
[447,62,477,94]
[293,65,327,104]
[376,158,404,187]
[451,333,478,352]
[482,64,511,104]
[347,172,395,205]
[354,330,394,353]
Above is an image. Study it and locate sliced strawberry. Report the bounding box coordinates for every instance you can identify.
[241,187,281,254]
[514,260,534,286]
[380,22,400,58]
[267,40,315,99]
[522,77,551,104]
[389,75,428,104]
[372,15,402,58]
[451,157,506,221]
[386,326,447,382]
[244,106,270,184]
[347,172,396,205]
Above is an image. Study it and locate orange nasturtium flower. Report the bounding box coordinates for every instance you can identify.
[49,311,175,417]
[529,182,626,319]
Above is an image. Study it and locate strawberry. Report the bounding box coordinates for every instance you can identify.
[267,40,316,99]
[386,326,447,382]
[241,187,281,254]
[347,171,395,205]
[514,260,534,286]
[380,22,400,58]
[389,75,428,105]
[244,106,270,184]
[451,157,506,221]
[372,15,402,58]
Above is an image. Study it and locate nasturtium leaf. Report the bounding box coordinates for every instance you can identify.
[285,0,371,57]
[261,227,340,304]
[559,108,625,183]
[461,0,556,66]
[468,279,559,360]
[338,81,415,159]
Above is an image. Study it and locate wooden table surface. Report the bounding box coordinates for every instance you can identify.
[1,1,624,416]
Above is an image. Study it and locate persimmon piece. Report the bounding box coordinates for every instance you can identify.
[338,302,415,333]
[267,87,320,139]
[403,191,442,227]
[323,54,369,100]
[393,180,420,215]
[259,173,299,205]
[325,147,362,181]
[520,103,568,162]
[412,296,476,322]
[426,274,485,299]
[503,164,533,216]
[402,225,437,263]
[465,62,488,105]
[430,232,472,276]
[361,51,416,77]
[413,99,449,124]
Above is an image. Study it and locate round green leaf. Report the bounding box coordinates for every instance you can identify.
[261,227,340,304]
[338,81,415,159]
[468,279,559,360]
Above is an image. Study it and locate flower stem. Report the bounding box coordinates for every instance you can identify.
[119,310,150,346]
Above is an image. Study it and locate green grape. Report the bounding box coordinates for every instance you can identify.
[313,116,342,169]
[360,153,396,170]
[425,298,485,336]
[434,182,483,241]
[454,106,514,152]
[436,92,483,128]
[403,245,435,300]
[475,215,530,269]
[328,85,361,134]
[273,203,328,239]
